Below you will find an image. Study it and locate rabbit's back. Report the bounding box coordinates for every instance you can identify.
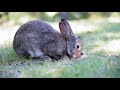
[16,20,58,35]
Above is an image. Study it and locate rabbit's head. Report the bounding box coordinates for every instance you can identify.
[59,18,83,59]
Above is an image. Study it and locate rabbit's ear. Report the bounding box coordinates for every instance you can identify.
[59,19,73,39]
[61,18,73,34]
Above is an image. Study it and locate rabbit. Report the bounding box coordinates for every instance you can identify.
[13,18,83,60]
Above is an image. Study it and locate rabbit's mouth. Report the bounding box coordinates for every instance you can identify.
[72,49,83,59]
[72,52,81,59]
[67,52,83,59]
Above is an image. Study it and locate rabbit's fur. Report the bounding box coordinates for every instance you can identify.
[13,18,83,60]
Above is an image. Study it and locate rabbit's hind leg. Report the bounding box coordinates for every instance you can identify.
[29,50,52,61]
[28,50,43,58]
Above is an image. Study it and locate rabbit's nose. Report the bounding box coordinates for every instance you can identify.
[81,52,84,55]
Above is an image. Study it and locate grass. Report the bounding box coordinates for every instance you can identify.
[0,18,120,78]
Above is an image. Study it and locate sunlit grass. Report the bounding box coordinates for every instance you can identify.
[0,18,120,78]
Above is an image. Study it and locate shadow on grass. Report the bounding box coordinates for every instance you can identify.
[0,45,47,78]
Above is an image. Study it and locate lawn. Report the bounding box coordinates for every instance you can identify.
[0,18,120,78]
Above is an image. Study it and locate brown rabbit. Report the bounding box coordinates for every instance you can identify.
[13,18,83,60]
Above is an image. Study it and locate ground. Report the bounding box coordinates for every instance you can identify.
[0,18,120,78]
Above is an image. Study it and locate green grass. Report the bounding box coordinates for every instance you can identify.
[0,19,120,78]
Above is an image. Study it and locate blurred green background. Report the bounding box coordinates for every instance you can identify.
[0,12,120,23]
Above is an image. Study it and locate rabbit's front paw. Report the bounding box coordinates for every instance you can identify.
[39,55,52,61]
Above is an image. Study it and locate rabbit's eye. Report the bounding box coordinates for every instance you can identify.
[75,44,81,50]
[77,45,79,48]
